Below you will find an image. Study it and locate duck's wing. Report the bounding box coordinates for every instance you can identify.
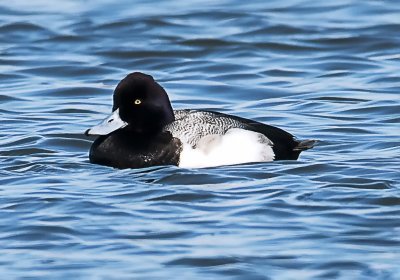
[168,109,315,160]
[201,110,316,159]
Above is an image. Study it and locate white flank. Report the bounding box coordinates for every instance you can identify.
[178,128,275,168]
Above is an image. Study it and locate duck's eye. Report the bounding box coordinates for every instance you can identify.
[134,99,142,105]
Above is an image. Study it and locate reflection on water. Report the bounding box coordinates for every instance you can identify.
[1,0,399,278]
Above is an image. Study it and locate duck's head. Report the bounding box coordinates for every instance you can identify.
[86,72,174,136]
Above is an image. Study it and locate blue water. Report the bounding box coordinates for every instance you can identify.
[1,0,400,278]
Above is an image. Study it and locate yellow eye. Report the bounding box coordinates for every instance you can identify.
[134,99,141,105]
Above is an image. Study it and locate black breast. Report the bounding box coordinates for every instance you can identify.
[89,130,182,169]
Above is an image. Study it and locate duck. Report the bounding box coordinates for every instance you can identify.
[85,72,315,169]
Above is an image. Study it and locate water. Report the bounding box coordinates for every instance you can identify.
[1,0,399,278]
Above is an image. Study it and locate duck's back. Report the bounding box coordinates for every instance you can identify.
[165,110,248,147]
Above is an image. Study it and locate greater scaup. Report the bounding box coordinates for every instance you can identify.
[85,72,315,169]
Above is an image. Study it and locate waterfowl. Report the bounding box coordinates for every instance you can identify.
[85,72,315,169]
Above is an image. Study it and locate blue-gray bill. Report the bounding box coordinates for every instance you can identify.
[85,109,127,136]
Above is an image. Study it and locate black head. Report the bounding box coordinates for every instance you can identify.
[112,72,175,135]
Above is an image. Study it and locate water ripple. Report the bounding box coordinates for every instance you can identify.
[1,0,399,278]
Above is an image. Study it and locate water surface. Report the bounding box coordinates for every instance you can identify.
[1,0,399,278]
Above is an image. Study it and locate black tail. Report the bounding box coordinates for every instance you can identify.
[293,139,317,151]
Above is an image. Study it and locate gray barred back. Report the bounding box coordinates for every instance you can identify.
[164,110,248,148]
